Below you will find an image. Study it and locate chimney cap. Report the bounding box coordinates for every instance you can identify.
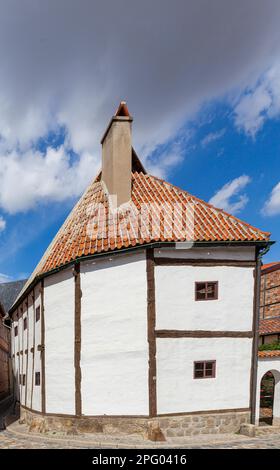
[101,101,133,144]
[115,101,131,117]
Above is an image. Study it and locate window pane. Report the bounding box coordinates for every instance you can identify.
[206,283,216,299]
[196,283,206,300]
[195,370,204,378]
[195,362,204,370]
[36,306,40,322]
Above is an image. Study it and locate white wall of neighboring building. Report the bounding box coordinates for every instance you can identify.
[155,265,254,331]
[157,337,252,414]
[80,251,149,415]
[44,268,75,414]
[256,358,280,424]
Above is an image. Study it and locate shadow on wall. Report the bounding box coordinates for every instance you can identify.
[0,373,19,430]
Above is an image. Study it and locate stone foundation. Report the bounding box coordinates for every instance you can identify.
[20,407,250,441]
[158,411,250,438]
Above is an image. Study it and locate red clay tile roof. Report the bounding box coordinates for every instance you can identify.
[261,261,280,274]
[262,262,280,270]
[36,171,269,275]
[258,350,280,358]
[12,167,270,309]
[259,317,280,335]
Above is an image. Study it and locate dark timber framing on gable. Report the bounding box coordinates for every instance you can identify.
[146,248,157,417]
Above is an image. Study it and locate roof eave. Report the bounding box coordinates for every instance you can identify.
[9,239,273,317]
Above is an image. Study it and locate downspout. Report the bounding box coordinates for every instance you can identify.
[250,244,270,424]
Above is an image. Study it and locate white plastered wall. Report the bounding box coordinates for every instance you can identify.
[155,265,254,331]
[18,315,23,404]
[157,337,252,414]
[256,358,280,424]
[80,251,149,415]
[25,294,33,408]
[154,246,255,260]
[44,268,75,414]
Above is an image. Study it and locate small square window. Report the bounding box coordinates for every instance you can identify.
[35,372,40,386]
[22,374,26,386]
[23,317,27,330]
[195,282,218,301]
[14,326,18,337]
[35,306,40,322]
[194,360,216,379]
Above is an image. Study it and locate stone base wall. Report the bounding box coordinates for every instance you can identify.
[158,411,250,438]
[20,407,250,441]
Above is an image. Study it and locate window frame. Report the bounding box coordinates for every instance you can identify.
[195,281,218,301]
[193,360,216,379]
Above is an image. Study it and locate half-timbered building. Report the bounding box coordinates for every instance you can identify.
[9,102,272,439]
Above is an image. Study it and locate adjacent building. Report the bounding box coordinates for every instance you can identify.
[0,280,26,401]
[259,262,280,345]
[9,102,272,439]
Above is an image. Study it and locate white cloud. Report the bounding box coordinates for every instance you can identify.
[0,2,278,210]
[262,181,280,215]
[209,175,251,214]
[0,272,12,283]
[201,129,226,147]
[234,65,280,136]
[147,151,184,180]
[0,146,100,213]
[0,216,6,232]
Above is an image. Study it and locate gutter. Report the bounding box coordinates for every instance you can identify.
[9,239,274,317]
[250,243,271,424]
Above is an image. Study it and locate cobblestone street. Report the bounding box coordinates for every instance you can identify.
[0,421,280,449]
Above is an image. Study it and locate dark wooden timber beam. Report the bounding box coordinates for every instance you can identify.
[146,249,157,417]
[156,330,253,338]
[154,258,256,267]
[74,263,82,416]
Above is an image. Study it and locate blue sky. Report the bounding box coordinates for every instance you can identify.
[0,1,280,282]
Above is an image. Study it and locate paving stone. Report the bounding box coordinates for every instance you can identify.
[0,420,280,448]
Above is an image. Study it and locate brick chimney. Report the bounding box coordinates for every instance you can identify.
[101,101,133,207]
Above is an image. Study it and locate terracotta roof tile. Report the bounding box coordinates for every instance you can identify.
[35,171,269,274]
[13,170,270,307]
[262,262,280,270]
[258,350,280,358]
[259,317,280,335]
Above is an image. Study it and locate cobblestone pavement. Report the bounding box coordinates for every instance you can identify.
[0,421,280,448]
